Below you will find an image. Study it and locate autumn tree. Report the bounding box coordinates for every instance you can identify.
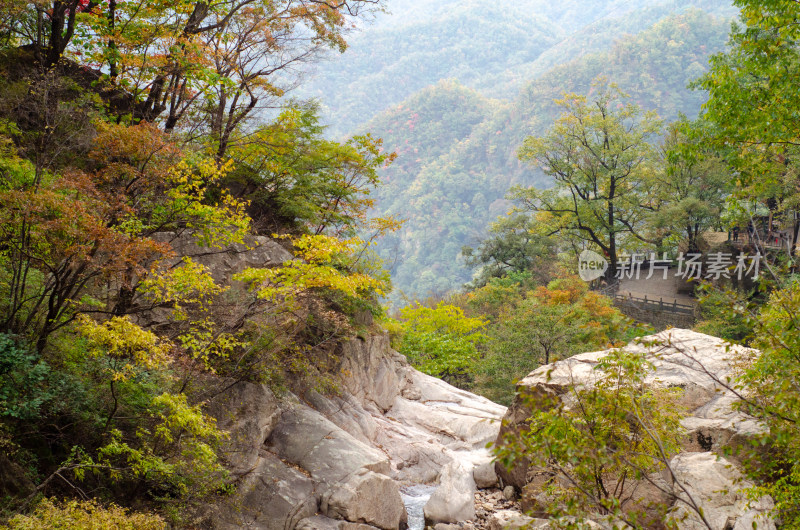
[0,122,248,351]
[514,81,662,280]
[228,102,396,236]
[476,277,635,405]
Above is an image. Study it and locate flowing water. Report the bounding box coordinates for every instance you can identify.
[400,484,437,530]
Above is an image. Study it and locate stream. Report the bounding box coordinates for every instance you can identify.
[400,484,437,530]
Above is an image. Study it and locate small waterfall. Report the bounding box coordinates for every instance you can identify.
[400,484,437,530]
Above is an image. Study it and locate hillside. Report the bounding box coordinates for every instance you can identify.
[366,9,732,301]
[296,0,735,137]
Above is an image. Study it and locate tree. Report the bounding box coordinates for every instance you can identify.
[391,302,487,388]
[513,80,662,280]
[0,122,249,351]
[648,118,730,253]
[733,280,800,527]
[696,1,800,215]
[476,277,635,405]
[494,346,690,529]
[2,0,383,157]
[227,103,396,236]
[462,213,556,288]
[697,1,800,155]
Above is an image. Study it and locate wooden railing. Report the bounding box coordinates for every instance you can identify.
[729,232,794,252]
[612,292,697,316]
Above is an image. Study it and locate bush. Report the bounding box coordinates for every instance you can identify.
[694,286,756,343]
[475,277,640,405]
[495,345,686,528]
[736,280,800,526]
[0,335,51,421]
[394,302,487,388]
[4,498,165,529]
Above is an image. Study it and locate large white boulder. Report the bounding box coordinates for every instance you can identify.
[514,328,762,456]
[211,451,318,530]
[321,468,408,530]
[496,329,775,529]
[423,460,477,523]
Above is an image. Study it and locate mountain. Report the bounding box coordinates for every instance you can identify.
[296,0,736,137]
[363,9,733,302]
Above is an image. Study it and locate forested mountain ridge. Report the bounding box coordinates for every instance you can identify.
[365,9,732,301]
[296,0,736,137]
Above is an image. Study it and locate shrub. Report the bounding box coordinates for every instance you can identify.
[495,345,686,528]
[394,302,487,388]
[4,498,165,529]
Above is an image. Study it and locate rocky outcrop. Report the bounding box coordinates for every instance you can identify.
[151,232,293,284]
[207,332,505,530]
[148,231,505,530]
[495,329,774,529]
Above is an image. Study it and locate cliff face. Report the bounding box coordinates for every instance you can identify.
[149,231,506,529]
[206,333,506,530]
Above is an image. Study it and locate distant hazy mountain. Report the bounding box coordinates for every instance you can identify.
[296,0,735,137]
[359,9,733,302]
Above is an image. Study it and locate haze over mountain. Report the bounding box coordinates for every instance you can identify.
[297,0,736,302]
[297,0,736,137]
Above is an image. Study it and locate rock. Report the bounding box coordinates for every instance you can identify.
[486,510,540,530]
[424,461,477,523]
[433,524,461,530]
[159,232,508,530]
[321,468,408,530]
[392,370,506,450]
[473,459,498,489]
[498,329,764,489]
[296,516,343,530]
[206,380,280,474]
[267,405,391,483]
[339,334,402,413]
[668,452,775,530]
[494,329,776,529]
[211,451,317,529]
[268,403,406,529]
[297,515,380,530]
[401,385,422,400]
[151,231,292,284]
[503,485,516,501]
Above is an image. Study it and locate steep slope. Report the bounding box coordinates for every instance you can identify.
[297,0,560,136]
[367,10,732,301]
[478,0,737,98]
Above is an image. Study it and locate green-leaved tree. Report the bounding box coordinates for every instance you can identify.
[514,81,662,280]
